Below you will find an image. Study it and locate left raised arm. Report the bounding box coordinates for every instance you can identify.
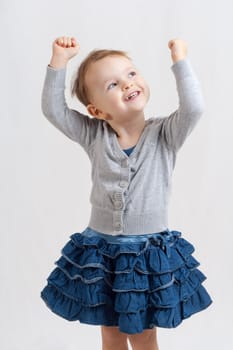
[161,39,205,152]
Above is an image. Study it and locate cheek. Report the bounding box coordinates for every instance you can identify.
[141,81,150,100]
[92,92,106,109]
[146,85,150,99]
[138,77,149,90]
[108,91,121,104]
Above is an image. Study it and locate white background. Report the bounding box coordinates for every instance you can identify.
[1,0,233,349]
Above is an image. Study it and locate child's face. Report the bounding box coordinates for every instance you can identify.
[85,55,150,122]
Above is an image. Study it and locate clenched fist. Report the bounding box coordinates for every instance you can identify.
[168,38,188,64]
[49,36,80,69]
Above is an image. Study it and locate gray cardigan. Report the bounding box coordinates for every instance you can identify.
[41,58,205,235]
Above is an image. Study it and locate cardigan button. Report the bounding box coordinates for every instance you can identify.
[114,200,123,209]
[114,222,122,230]
[119,180,128,188]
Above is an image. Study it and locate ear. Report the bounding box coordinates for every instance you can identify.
[86,104,110,120]
[87,104,98,118]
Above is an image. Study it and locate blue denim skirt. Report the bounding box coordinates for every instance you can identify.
[40,226,212,334]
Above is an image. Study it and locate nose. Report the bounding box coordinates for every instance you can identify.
[122,80,133,91]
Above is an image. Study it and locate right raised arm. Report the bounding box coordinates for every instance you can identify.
[41,36,99,149]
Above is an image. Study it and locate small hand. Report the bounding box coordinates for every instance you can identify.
[168,38,188,63]
[49,36,80,69]
[52,36,80,60]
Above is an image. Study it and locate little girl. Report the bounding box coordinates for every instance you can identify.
[40,36,212,350]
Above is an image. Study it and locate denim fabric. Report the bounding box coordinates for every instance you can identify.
[41,227,213,334]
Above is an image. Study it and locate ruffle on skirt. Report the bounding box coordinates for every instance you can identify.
[40,227,212,334]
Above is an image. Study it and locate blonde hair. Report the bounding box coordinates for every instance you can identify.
[71,49,131,106]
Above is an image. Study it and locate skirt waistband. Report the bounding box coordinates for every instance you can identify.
[82,227,175,244]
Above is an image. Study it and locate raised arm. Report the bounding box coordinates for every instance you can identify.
[41,36,99,150]
[160,39,205,152]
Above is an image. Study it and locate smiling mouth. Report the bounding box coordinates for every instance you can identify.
[125,91,141,101]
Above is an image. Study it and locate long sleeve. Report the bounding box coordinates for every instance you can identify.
[160,58,205,152]
[41,65,100,149]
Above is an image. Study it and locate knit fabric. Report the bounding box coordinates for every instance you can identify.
[41,58,205,235]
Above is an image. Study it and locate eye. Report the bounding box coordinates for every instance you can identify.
[128,71,136,78]
[107,82,117,90]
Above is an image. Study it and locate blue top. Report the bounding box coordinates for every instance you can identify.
[123,145,136,156]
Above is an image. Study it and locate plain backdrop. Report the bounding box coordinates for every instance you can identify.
[1,0,233,349]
